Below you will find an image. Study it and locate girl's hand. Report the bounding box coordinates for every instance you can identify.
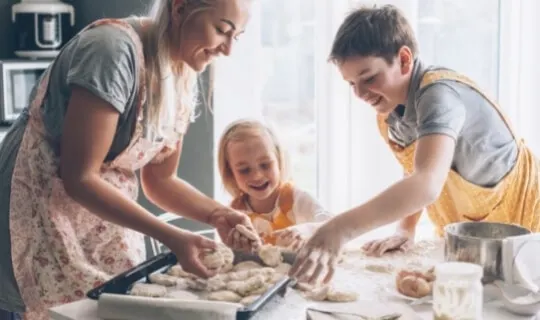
[273,227,305,252]
[288,220,345,285]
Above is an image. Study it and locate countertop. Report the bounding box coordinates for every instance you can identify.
[48,237,539,320]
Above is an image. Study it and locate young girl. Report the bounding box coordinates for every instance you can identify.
[290,4,540,284]
[218,119,332,251]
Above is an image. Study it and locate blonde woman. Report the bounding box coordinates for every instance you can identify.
[217,119,332,251]
[0,0,255,319]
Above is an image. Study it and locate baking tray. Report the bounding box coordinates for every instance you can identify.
[87,250,297,320]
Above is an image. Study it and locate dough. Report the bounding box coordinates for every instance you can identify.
[206,290,242,303]
[206,277,228,292]
[129,283,167,298]
[269,272,285,284]
[258,245,282,267]
[227,269,252,282]
[274,263,292,274]
[186,278,208,291]
[397,275,432,298]
[218,243,235,272]
[364,263,394,274]
[240,294,260,306]
[148,273,181,287]
[233,261,263,272]
[235,224,259,241]
[167,265,197,279]
[251,267,275,281]
[201,249,225,270]
[227,274,266,296]
[249,282,272,296]
[304,285,330,301]
[293,282,314,292]
[165,290,200,300]
[326,289,358,302]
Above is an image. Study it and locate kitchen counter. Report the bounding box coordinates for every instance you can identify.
[49,238,539,320]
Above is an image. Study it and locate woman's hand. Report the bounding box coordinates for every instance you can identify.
[362,230,415,257]
[209,207,261,252]
[273,227,306,252]
[164,230,219,278]
[288,220,346,285]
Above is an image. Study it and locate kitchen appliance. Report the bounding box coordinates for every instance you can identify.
[12,0,75,59]
[0,59,52,124]
[444,222,540,291]
[87,250,296,320]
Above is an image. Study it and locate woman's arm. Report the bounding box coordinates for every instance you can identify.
[140,140,224,225]
[334,133,455,241]
[60,86,180,244]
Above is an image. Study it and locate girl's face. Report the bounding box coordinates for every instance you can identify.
[227,135,281,201]
[337,48,413,115]
[170,0,251,72]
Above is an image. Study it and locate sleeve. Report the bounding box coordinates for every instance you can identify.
[66,25,138,113]
[415,82,467,141]
[290,188,333,224]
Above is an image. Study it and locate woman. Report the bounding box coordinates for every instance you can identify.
[290,5,540,285]
[0,0,254,319]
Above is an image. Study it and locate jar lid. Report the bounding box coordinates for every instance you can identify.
[435,262,483,280]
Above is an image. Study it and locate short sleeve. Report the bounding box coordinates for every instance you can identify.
[415,82,466,141]
[66,25,138,113]
[290,189,333,224]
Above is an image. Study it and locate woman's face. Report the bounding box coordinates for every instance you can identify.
[170,0,251,72]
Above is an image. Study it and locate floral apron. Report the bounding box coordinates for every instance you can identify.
[377,70,540,236]
[9,19,190,320]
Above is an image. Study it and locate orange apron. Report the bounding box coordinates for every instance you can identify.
[231,182,295,244]
[377,70,540,236]
[9,19,190,319]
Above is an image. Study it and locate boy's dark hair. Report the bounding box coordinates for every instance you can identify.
[329,4,418,65]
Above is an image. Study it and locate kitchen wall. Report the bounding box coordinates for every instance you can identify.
[1,0,217,251]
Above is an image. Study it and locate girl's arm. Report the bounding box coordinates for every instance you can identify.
[333,133,456,242]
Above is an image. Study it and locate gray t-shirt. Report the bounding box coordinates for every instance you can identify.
[386,59,518,187]
[0,19,141,311]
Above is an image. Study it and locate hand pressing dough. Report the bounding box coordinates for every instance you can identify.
[274,263,292,274]
[235,224,259,241]
[269,272,285,284]
[304,285,330,301]
[233,261,263,272]
[165,290,200,300]
[218,243,235,272]
[206,290,242,303]
[148,273,181,287]
[167,265,197,279]
[258,245,282,267]
[227,274,266,296]
[240,294,260,306]
[129,283,167,298]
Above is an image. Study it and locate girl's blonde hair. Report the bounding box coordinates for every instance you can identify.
[218,119,289,198]
[143,0,217,135]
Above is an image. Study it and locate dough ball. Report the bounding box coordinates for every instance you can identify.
[227,269,252,282]
[201,249,225,270]
[274,263,292,274]
[326,289,358,302]
[269,272,285,284]
[186,278,208,291]
[148,273,181,287]
[218,243,235,272]
[206,290,242,303]
[258,245,282,267]
[240,295,260,306]
[397,275,432,298]
[248,282,272,296]
[167,265,197,279]
[129,283,167,298]
[227,274,266,296]
[165,290,200,300]
[233,261,263,272]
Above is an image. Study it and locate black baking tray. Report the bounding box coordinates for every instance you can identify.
[87,250,297,320]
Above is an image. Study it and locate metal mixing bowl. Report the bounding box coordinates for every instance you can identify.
[443,222,531,283]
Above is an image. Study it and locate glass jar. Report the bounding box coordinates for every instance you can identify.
[432,262,484,320]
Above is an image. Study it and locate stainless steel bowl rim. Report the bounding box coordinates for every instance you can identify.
[444,221,531,240]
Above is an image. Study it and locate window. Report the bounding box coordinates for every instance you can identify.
[214,0,540,239]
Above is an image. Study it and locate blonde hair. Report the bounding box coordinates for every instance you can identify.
[218,119,289,198]
[143,0,217,135]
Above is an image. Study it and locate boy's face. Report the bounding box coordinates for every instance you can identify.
[338,49,413,115]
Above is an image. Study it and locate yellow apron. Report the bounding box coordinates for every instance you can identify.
[231,182,295,244]
[377,70,540,236]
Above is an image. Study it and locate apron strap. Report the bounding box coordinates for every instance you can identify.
[420,70,519,141]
